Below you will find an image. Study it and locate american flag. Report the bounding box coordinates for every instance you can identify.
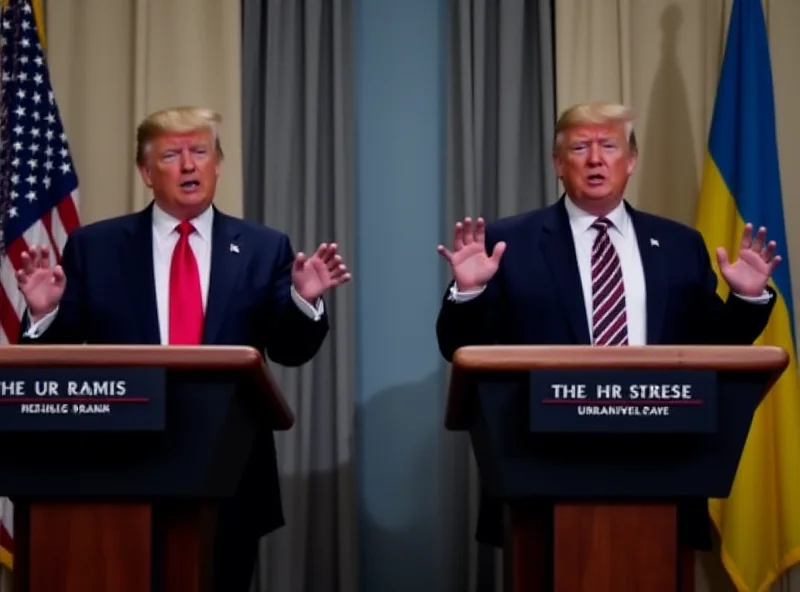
[0,0,82,570]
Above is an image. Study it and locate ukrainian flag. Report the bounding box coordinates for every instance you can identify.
[695,0,800,590]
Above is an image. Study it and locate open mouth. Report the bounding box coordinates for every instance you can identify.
[587,174,606,186]
[180,180,201,192]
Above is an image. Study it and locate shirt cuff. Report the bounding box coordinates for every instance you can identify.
[732,290,772,304]
[22,307,59,339]
[447,282,486,303]
[290,286,325,321]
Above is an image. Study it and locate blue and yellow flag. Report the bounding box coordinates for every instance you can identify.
[695,0,800,590]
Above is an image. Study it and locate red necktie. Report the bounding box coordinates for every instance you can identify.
[168,221,204,345]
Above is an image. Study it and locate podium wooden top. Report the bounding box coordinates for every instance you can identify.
[446,345,790,430]
[0,345,294,430]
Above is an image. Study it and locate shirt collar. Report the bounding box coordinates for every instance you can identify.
[151,202,214,242]
[564,195,629,237]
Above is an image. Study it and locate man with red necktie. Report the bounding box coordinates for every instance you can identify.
[435,102,780,580]
[13,105,351,592]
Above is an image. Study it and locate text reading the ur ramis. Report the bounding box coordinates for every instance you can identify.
[0,369,163,429]
[0,380,127,397]
[0,380,129,415]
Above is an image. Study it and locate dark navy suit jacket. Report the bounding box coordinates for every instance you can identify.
[435,197,775,548]
[19,202,329,537]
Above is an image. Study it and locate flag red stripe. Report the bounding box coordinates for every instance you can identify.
[57,195,80,234]
[6,235,30,273]
[0,235,30,344]
[39,210,62,263]
[0,283,20,343]
[41,210,52,235]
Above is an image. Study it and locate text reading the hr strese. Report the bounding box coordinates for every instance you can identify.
[544,382,699,417]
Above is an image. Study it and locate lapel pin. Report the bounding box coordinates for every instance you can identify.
[230,243,240,254]
[650,238,659,247]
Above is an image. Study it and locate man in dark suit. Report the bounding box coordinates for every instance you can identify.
[435,102,780,552]
[13,106,351,591]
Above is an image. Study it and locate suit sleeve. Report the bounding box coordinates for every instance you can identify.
[435,230,504,362]
[18,233,88,345]
[692,231,776,345]
[263,234,329,366]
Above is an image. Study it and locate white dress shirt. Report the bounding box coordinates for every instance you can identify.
[24,203,324,342]
[447,196,770,344]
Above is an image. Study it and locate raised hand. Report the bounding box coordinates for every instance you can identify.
[15,244,66,321]
[717,223,781,297]
[292,242,351,303]
[437,217,506,291]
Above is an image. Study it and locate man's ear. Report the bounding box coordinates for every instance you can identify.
[552,153,564,179]
[137,164,153,188]
[626,152,638,176]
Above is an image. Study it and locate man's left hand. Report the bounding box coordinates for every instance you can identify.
[717,223,781,297]
[292,242,352,302]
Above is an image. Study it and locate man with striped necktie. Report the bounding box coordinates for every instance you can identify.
[435,102,779,557]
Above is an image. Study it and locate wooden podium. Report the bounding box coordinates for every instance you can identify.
[0,345,290,592]
[445,345,789,592]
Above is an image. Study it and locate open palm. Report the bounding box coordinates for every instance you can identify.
[292,242,351,302]
[15,245,65,319]
[437,217,505,291]
[717,224,780,297]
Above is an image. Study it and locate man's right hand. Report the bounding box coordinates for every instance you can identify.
[437,217,506,291]
[15,245,66,322]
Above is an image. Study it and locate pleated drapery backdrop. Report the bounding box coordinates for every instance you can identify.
[445,0,557,589]
[241,0,359,590]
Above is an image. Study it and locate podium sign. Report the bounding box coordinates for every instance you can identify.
[529,368,718,434]
[0,366,166,431]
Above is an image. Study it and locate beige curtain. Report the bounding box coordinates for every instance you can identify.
[555,0,800,590]
[45,0,243,223]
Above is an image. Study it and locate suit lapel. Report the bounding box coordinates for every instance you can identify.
[627,206,667,344]
[203,209,244,344]
[539,201,591,344]
[119,205,161,344]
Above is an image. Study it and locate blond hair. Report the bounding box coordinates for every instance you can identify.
[135,106,224,165]
[553,102,637,155]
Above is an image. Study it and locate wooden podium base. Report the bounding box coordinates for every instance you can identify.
[13,501,215,592]
[509,502,683,592]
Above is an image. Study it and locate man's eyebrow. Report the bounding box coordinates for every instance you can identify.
[161,142,209,152]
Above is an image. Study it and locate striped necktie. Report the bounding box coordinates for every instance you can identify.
[590,217,628,346]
